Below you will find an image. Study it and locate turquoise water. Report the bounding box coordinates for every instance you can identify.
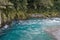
[0,18,60,40]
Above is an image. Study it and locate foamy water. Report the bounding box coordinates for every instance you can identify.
[0,18,60,40]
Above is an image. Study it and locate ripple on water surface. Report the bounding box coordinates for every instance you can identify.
[0,18,60,40]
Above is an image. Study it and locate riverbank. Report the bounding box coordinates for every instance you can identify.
[0,15,60,28]
[0,10,60,28]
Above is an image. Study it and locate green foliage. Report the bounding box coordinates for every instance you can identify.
[0,0,60,13]
[0,0,60,24]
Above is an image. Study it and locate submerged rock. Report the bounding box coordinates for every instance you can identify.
[0,24,9,36]
[44,26,60,40]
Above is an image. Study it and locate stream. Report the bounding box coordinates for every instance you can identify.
[0,18,60,40]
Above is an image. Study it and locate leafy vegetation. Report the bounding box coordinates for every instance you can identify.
[0,0,60,27]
